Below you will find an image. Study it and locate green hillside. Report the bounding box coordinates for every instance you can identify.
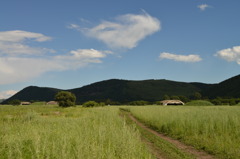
[202,74,240,98]
[2,74,240,104]
[3,86,61,104]
[69,79,208,103]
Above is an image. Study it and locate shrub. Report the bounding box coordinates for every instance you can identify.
[211,99,222,105]
[186,100,214,106]
[155,101,162,105]
[98,102,106,106]
[82,101,99,107]
[55,91,76,107]
[8,99,21,106]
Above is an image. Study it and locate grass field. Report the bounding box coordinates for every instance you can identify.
[128,106,240,159]
[1,104,240,159]
[0,105,154,159]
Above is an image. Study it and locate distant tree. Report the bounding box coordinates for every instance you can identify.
[98,102,106,106]
[55,91,76,107]
[194,92,202,100]
[8,99,21,106]
[105,99,113,105]
[82,101,99,107]
[211,99,222,105]
[178,95,190,103]
[155,101,163,105]
[171,96,180,100]
[229,99,236,105]
[163,95,170,100]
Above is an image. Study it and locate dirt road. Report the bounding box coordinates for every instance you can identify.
[124,111,216,159]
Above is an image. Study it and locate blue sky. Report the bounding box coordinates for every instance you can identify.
[1,0,240,98]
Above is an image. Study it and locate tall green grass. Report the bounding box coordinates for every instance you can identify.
[0,105,153,159]
[129,106,240,159]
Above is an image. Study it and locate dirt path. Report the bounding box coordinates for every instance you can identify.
[127,113,216,159]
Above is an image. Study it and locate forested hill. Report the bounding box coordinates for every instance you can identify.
[202,74,240,98]
[2,74,240,104]
[2,86,61,104]
[69,79,209,103]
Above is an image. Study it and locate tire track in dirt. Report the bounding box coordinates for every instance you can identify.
[127,113,216,159]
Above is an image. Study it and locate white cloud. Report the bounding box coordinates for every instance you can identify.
[0,49,111,84]
[69,49,110,59]
[0,30,51,42]
[198,4,210,11]
[215,46,240,64]
[0,90,18,99]
[0,30,54,56]
[159,52,202,62]
[0,30,112,85]
[70,12,160,49]
[0,42,55,56]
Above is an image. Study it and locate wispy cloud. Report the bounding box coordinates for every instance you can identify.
[0,30,51,42]
[198,4,211,11]
[69,12,160,49]
[215,46,240,64]
[0,30,112,85]
[0,90,18,99]
[0,30,54,56]
[159,52,202,63]
[0,49,111,84]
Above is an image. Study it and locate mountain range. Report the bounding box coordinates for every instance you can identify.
[2,74,240,104]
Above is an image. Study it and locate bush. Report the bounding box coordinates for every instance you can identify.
[98,102,106,106]
[128,100,149,106]
[211,99,222,105]
[155,101,162,105]
[55,91,76,107]
[82,101,99,107]
[186,100,214,106]
[210,98,240,106]
[8,99,21,106]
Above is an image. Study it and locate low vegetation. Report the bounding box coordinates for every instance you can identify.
[129,106,240,159]
[82,101,105,107]
[8,99,21,106]
[185,100,214,106]
[128,100,149,106]
[1,103,240,158]
[0,105,153,159]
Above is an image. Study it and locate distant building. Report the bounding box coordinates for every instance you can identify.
[160,100,184,106]
[46,101,58,105]
[20,102,31,105]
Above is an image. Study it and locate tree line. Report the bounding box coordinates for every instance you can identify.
[6,91,240,107]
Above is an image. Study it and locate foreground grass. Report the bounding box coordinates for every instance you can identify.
[129,106,240,159]
[0,105,154,159]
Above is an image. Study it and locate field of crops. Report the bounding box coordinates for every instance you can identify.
[129,106,240,159]
[0,105,153,159]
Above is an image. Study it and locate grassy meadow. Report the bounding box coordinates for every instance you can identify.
[0,105,154,159]
[128,106,240,159]
[1,104,240,159]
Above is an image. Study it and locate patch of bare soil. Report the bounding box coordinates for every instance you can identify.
[127,113,216,159]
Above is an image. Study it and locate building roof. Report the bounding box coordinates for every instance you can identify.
[46,101,58,105]
[160,100,184,105]
[20,102,31,105]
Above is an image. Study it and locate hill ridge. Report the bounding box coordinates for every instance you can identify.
[2,74,240,104]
